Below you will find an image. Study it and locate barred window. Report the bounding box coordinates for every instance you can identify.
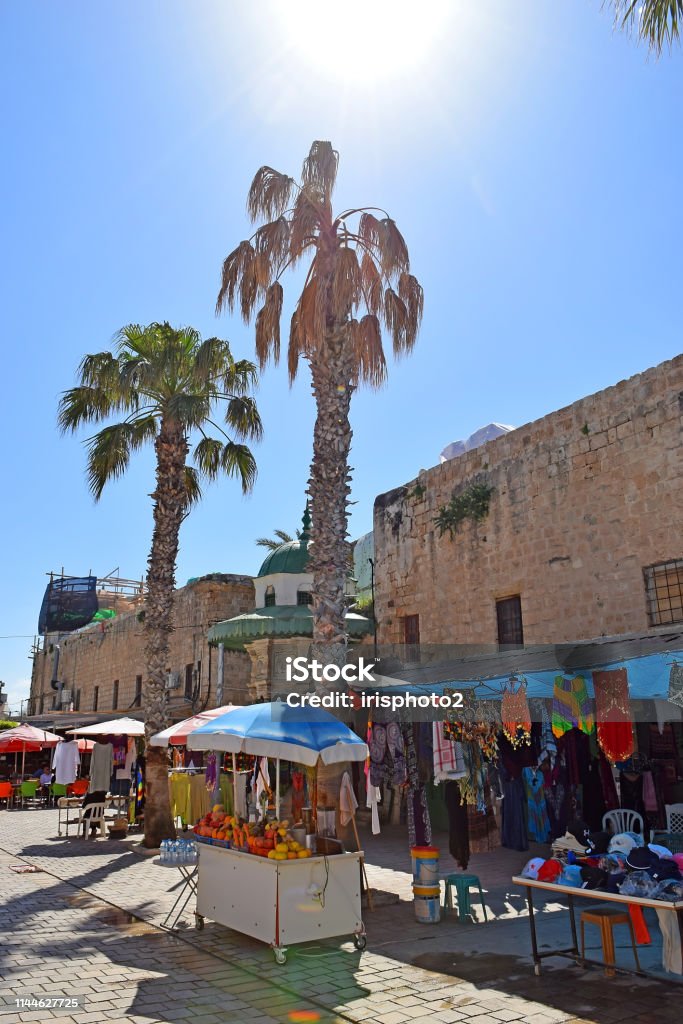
[297,588,313,606]
[644,560,683,626]
[264,586,276,607]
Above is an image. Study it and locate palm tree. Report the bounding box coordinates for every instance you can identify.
[608,1,682,52]
[256,529,295,551]
[58,322,262,846]
[217,141,422,675]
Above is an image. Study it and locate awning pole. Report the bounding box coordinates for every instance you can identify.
[232,753,237,818]
[275,758,281,820]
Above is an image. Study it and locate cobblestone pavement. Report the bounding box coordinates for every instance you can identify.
[1,809,682,1024]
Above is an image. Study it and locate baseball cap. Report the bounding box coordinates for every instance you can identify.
[521,857,546,880]
[537,858,562,882]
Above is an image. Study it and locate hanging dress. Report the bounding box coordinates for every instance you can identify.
[501,678,532,748]
[522,767,551,842]
[593,668,634,763]
[552,675,594,737]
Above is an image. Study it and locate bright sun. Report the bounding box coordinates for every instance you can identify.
[278,0,451,85]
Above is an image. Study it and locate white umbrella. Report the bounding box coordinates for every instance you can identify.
[67,717,145,737]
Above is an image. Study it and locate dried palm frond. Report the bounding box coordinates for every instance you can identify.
[255,282,283,368]
[239,251,270,324]
[247,166,295,222]
[384,287,409,353]
[360,252,382,315]
[351,315,386,387]
[301,141,339,198]
[288,310,303,383]
[378,218,410,278]
[298,276,326,352]
[332,247,362,319]
[290,189,322,265]
[254,217,291,275]
[398,273,424,348]
[217,240,256,314]
[358,212,383,253]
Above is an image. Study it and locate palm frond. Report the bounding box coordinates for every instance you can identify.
[360,252,383,315]
[254,217,291,276]
[216,240,256,315]
[183,465,203,510]
[239,252,270,324]
[378,218,410,278]
[58,385,118,432]
[384,287,410,353]
[165,392,211,428]
[256,537,281,550]
[255,282,283,369]
[224,358,260,397]
[331,247,362,319]
[358,213,383,253]
[247,166,295,222]
[609,0,683,51]
[225,395,264,442]
[78,352,119,389]
[301,141,339,198]
[288,310,303,383]
[289,189,322,265]
[84,417,156,500]
[193,437,257,494]
[274,529,294,543]
[351,315,386,387]
[297,275,326,353]
[397,273,424,348]
[193,337,232,383]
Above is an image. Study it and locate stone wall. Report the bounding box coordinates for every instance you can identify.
[29,575,254,716]
[373,354,683,646]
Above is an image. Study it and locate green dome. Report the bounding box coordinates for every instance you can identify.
[257,539,311,577]
[257,505,312,577]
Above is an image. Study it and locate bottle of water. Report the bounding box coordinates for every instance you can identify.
[160,840,168,865]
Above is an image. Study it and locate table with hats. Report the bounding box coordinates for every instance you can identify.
[515,827,683,980]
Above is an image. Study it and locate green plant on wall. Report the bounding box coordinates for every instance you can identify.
[434,482,493,539]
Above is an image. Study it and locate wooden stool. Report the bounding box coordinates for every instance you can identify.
[443,873,488,922]
[580,907,641,977]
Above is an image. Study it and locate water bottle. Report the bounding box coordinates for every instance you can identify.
[160,840,168,864]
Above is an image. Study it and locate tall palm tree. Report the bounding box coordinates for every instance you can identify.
[608,1,682,52]
[256,529,295,551]
[217,141,422,676]
[58,322,262,846]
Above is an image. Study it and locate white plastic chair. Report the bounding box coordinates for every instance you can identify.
[602,809,644,836]
[75,801,107,839]
[665,804,683,833]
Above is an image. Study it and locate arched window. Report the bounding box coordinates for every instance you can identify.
[264,585,276,607]
[297,587,313,606]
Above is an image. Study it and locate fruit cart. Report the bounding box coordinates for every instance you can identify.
[187,701,369,963]
[194,842,365,963]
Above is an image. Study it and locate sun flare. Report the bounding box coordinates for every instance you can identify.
[278,0,451,85]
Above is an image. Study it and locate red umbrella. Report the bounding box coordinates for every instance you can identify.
[0,724,62,777]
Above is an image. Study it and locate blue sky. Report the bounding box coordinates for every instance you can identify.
[1,1,681,714]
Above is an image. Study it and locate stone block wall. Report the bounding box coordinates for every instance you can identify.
[29,575,254,716]
[373,354,683,646]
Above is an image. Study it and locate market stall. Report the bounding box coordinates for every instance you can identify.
[187,701,369,963]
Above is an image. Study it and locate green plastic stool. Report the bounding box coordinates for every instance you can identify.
[443,873,488,922]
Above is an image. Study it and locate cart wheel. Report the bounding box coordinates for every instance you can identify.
[273,947,287,965]
[353,934,367,951]
[195,915,204,931]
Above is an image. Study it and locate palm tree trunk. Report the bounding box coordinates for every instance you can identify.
[142,419,188,848]
[308,323,355,679]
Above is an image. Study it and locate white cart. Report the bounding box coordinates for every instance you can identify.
[195,843,366,963]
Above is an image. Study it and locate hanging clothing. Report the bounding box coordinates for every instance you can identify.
[386,722,407,786]
[544,771,569,841]
[52,741,80,785]
[115,740,136,781]
[531,699,557,767]
[552,675,594,737]
[204,753,217,791]
[402,725,431,848]
[594,669,634,763]
[88,742,113,793]
[432,721,466,782]
[458,741,487,812]
[668,662,683,708]
[501,678,532,747]
[501,771,528,851]
[522,767,550,842]
[655,908,683,974]
[643,771,658,814]
[366,782,381,835]
[444,780,470,870]
[112,739,128,770]
[291,771,305,823]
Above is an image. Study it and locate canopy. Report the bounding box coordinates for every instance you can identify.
[76,737,95,752]
[149,705,236,747]
[0,724,62,751]
[67,717,145,737]
[187,701,369,767]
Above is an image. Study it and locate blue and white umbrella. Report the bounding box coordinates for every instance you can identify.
[187,701,368,767]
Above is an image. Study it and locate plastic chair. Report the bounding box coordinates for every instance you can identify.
[580,907,640,977]
[49,783,68,806]
[665,804,683,833]
[69,778,89,797]
[0,782,13,809]
[443,873,488,922]
[602,809,644,837]
[18,780,40,809]
[75,801,107,839]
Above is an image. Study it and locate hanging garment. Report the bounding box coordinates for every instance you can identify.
[552,675,594,737]
[88,742,113,793]
[169,773,191,823]
[432,721,466,782]
[594,669,634,763]
[544,772,569,841]
[599,752,620,811]
[501,678,532,748]
[522,767,550,842]
[386,722,407,785]
[444,780,470,870]
[366,782,381,835]
[531,699,557,767]
[52,741,80,785]
[254,757,269,814]
[204,753,217,791]
[234,772,248,818]
[403,725,432,848]
[115,739,136,781]
[643,771,658,814]
[291,771,305,823]
[369,723,388,787]
[501,771,529,852]
[668,662,683,709]
[655,908,683,974]
[112,739,128,770]
[458,741,487,812]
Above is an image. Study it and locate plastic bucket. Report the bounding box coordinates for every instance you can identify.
[413,883,441,924]
[411,845,440,885]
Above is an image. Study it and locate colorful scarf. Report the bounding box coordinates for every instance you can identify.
[552,675,594,737]
[444,689,499,759]
[593,668,634,763]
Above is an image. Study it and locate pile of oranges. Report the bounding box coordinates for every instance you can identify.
[193,807,312,859]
